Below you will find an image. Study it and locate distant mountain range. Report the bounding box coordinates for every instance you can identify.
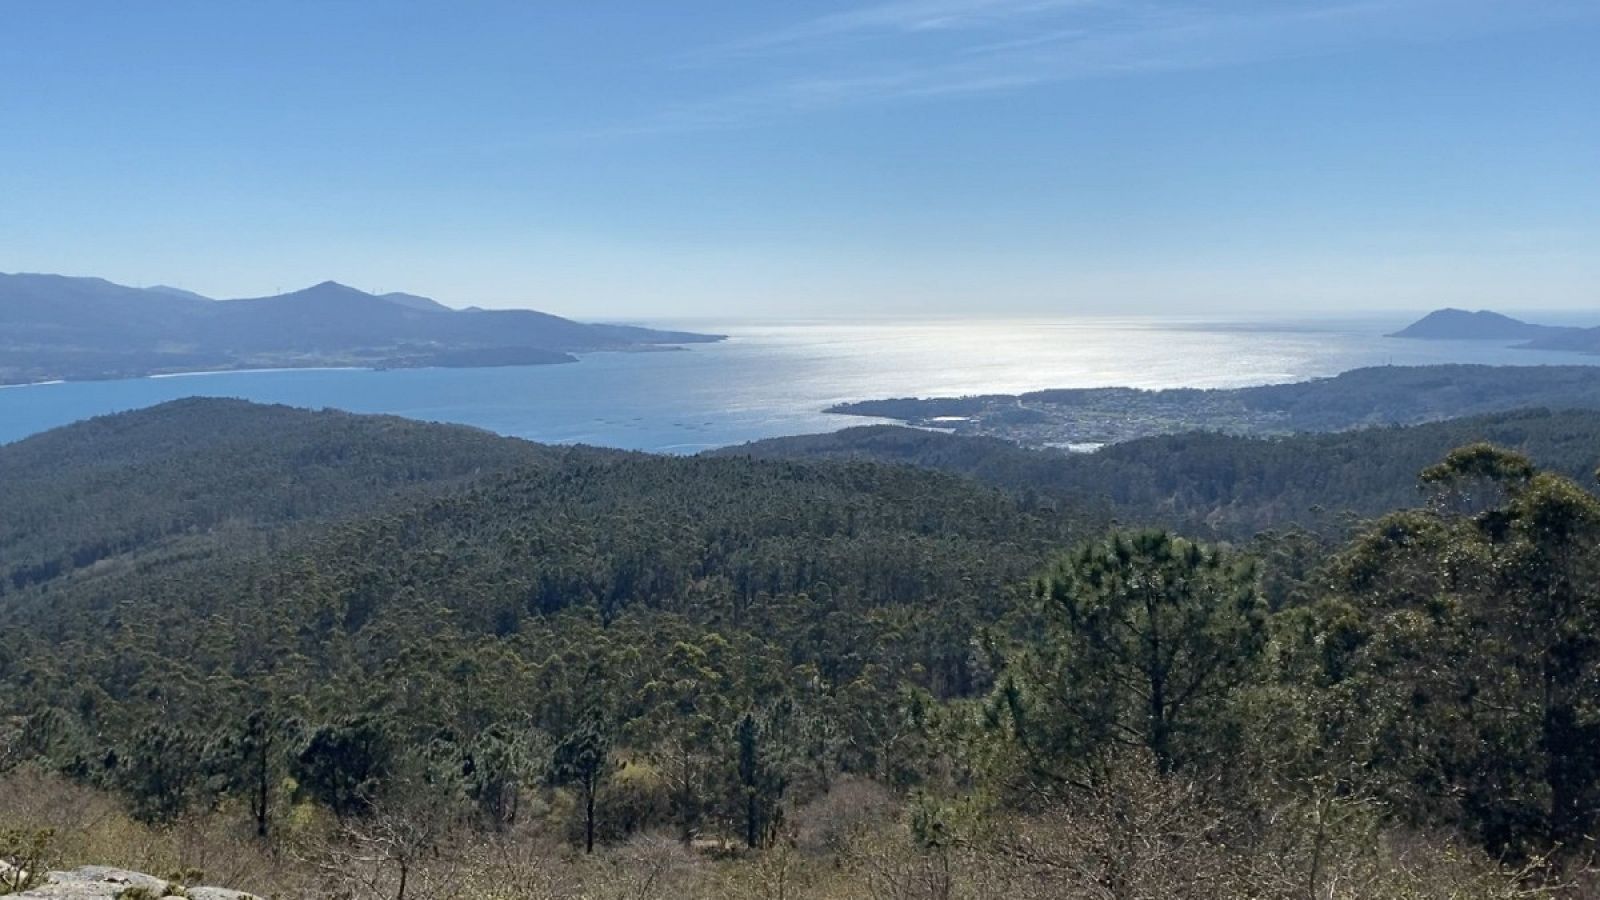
[0,273,722,384]
[1389,307,1600,352]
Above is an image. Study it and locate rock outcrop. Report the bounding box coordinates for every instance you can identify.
[8,865,260,899]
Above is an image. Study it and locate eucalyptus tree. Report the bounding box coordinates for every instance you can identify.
[550,715,614,853]
[1308,444,1600,858]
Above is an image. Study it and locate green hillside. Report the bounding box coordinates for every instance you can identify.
[4,399,1599,897]
[719,408,1600,536]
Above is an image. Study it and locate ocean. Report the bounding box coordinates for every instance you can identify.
[3,315,1596,450]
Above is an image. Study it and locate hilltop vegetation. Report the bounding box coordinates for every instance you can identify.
[0,398,560,595]
[721,408,1600,538]
[3,400,1599,897]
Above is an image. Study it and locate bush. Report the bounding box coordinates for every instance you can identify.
[585,760,671,847]
[790,777,898,855]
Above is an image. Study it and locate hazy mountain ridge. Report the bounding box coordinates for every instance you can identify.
[378,290,451,312]
[0,272,724,384]
[144,284,216,302]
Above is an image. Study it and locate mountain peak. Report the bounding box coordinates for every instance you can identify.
[304,280,364,293]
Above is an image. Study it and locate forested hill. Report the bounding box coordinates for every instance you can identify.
[13,399,1600,606]
[8,399,1600,893]
[716,408,1600,537]
[0,398,567,595]
[0,404,1086,740]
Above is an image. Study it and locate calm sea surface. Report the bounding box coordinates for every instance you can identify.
[3,316,1597,451]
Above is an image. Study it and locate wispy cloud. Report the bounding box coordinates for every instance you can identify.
[604,0,1595,136]
[709,0,1100,54]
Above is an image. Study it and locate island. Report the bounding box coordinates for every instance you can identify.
[0,273,723,384]
[1388,307,1600,354]
[1386,308,1568,341]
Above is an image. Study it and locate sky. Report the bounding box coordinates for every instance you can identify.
[2,0,1598,319]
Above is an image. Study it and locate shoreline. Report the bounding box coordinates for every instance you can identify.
[147,366,373,379]
[0,379,66,389]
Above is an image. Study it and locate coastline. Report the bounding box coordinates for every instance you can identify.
[0,379,66,389]
[7,318,1600,452]
[147,366,373,379]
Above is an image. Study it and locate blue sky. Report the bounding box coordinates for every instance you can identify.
[2,0,1597,318]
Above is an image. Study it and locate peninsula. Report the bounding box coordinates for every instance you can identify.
[827,364,1600,449]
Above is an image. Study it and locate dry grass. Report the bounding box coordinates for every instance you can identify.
[0,767,1582,900]
[0,767,300,895]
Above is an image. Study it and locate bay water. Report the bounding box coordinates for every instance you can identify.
[3,316,1596,451]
